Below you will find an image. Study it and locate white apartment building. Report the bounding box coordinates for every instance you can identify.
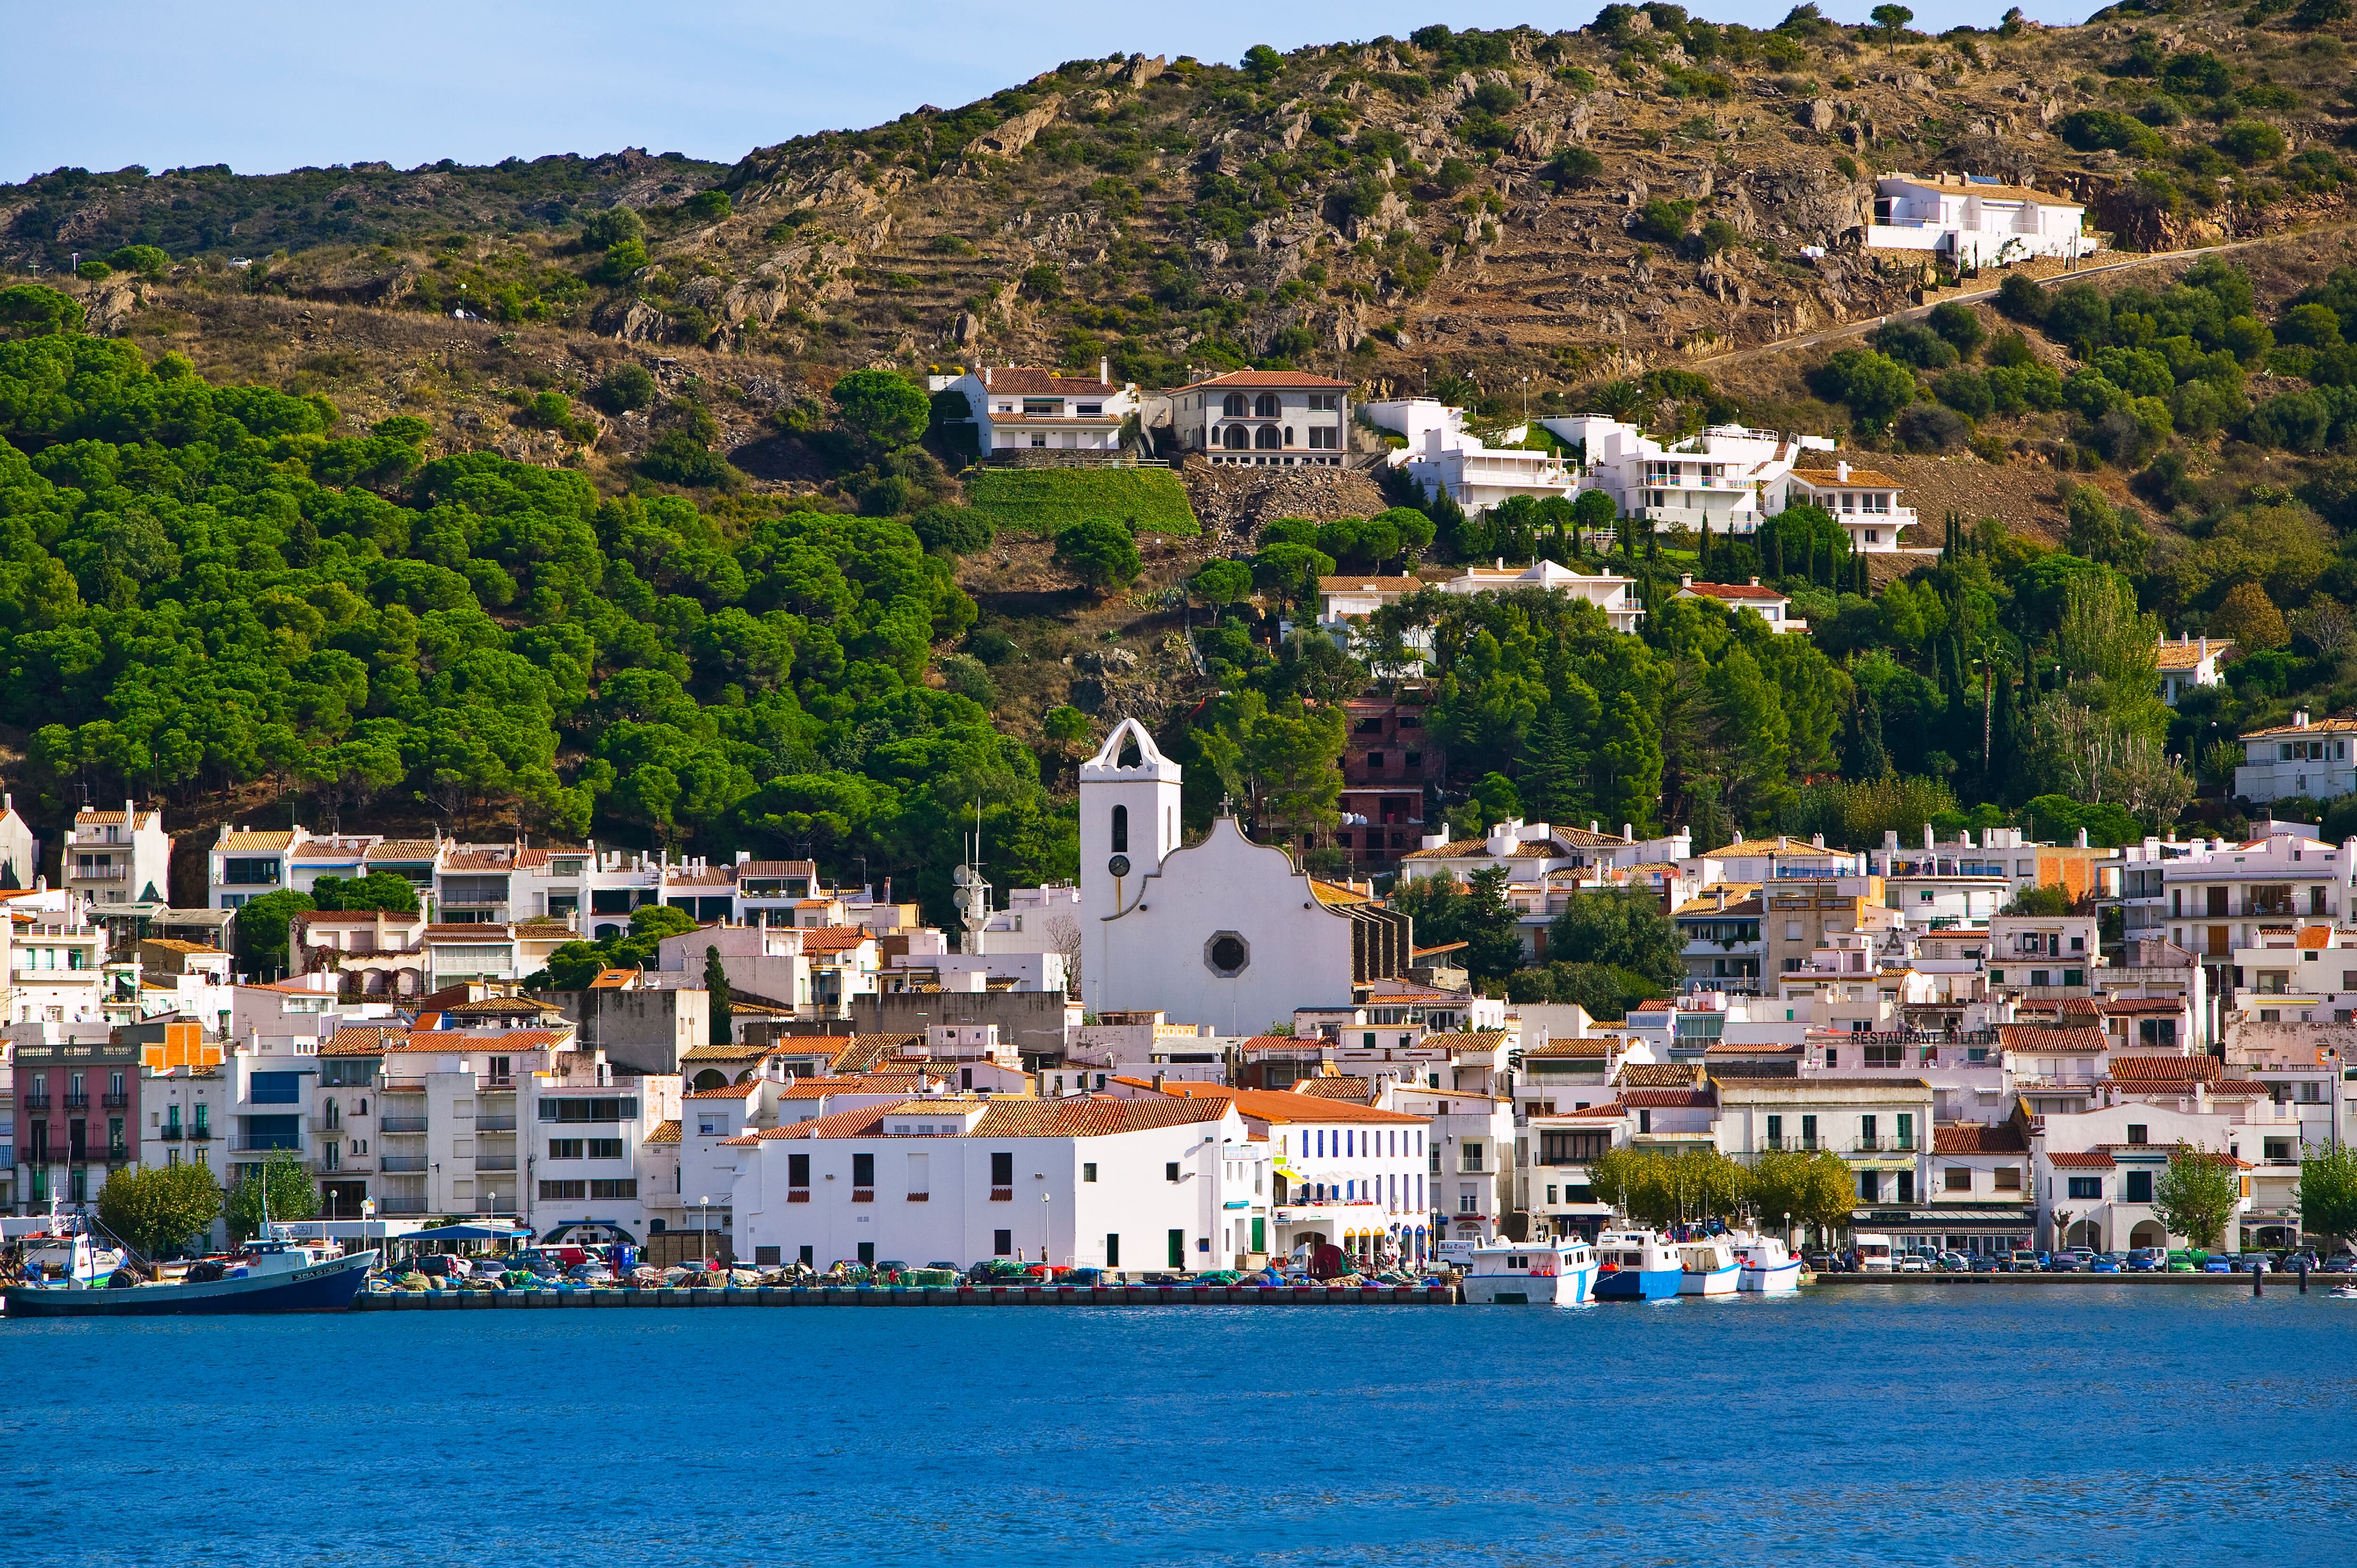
[1169,370,1350,467]
[1542,416,1836,535]
[1867,172,2092,265]
[63,801,171,917]
[2161,822,2351,965]
[316,1022,576,1219]
[2234,713,2357,805]
[0,793,40,893]
[1389,422,1580,516]
[528,1054,680,1244]
[1399,818,1695,887]
[936,363,1141,456]
[721,1095,1268,1272]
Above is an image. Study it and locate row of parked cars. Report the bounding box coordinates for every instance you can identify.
[1895,1246,2357,1274]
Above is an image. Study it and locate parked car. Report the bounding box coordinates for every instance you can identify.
[1970,1254,2004,1272]
[1936,1251,1972,1272]
[2202,1254,2234,1273]
[1998,1250,2041,1272]
[1804,1252,1836,1273]
[2089,1254,2123,1273]
[2046,1252,2083,1272]
[2322,1254,2357,1274]
[564,1262,614,1284]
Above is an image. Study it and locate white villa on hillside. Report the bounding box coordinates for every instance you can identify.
[1168,370,1351,468]
[936,363,1141,457]
[1362,399,1580,516]
[2234,712,2357,805]
[1867,172,2092,265]
[1541,417,1835,536]
[1314,559,1644,655]
[2158,635,2235,706]
[1780,461,1920,553]
[1673,575,1806,634]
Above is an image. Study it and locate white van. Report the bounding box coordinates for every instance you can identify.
[1852,1233,1895,1272]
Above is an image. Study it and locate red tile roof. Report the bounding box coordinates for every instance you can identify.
[1933,1123,2027,1154]
[686,1081,763,1099]
[2107,1054,2222,1083]
[1996,1026,2108,1053]
[798,926,873,954]
[1177,369,1352,390]
[1679,580,1786,603]
[1621,1087,1712,1108]
[2047,1150,2117,1169]
[976,368,1117,395]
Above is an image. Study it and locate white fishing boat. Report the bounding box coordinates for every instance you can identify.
[1462,1238,1599,1305]
[1675,1235,1740,1297]
[4,1226,377,1317]
[1732,1233,1804,1294]
[9,1202,124,1287]
[1593,1229,1684,1301]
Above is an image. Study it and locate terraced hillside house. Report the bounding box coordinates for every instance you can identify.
[940,363,1141,458]
[1866,172,2092,266]
[1542,416,1835,536]
[2234,712,2357,805]
[1779,460,1920,554]
[2159,821,2356,993]
[1169,370,1350,467]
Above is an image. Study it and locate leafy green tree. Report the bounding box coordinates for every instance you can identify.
[234,889,316,979]
[107,245,171,278]
[97,1162,222,1258]
[1706,645,1794,829]
[1055,519,1142,594]
[310,871,420,914]
[1242,43,1285,80]
[2153,1143,2243,1250]
[0,283,82,338]
[910,504,994,557]
[579,206,645,250]
[682,189,733,220]
[1190,558,1254,607]
[1392,867,1524,983]
[830,369,930,452]
[1811,349,1919,431]
[1249,542,1335,609]
[595,362,657,413]
[1548,889,1684,989]
[224,1150,319,1242]
[2295,1142,2357,1247]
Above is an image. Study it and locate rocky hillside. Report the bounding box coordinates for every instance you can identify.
[11,4,2356,427]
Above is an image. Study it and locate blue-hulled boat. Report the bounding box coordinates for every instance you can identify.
[3,1230,377,1317]
[1592,1229,1683,1301]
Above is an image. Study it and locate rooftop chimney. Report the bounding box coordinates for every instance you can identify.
[1100,356,1111,384]
[1749,576,1762,587]
[1836,460,1851,482]
[1680,573,1694,589]
[982,366,991,387]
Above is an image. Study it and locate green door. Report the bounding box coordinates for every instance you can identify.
[1168,1229,1184,1268]
[1251,1217,1265,1253]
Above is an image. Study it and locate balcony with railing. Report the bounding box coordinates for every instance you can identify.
[474,1155,518,1172]
[380,1155,429,1173]
[101,1092,129,1108]
[379,1197,432,1215]
[380,1116,429,1134]
[1850,1137,1919,1155]
[63,1093,89,1110]
[156,1123,184,1141]
[1761,1135,1823,1152]
[67,864,130,881]
[230,1136,305,1154]
[474,1115,519,1132]
[188,1124,213,1141]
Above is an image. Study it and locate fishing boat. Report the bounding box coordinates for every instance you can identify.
[1732,1234,1804,1294]
[1462,1238,1599,1305]
[1676,1235,1740,1297]
[1591,1229,1683,1301]
[3,1228,377,1317]
[15,1216,124,1288]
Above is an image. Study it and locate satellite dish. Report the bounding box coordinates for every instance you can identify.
[1107,854,1131,878]
[952,866,975,887]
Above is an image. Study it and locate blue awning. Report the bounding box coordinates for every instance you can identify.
[404,1223,531,1240]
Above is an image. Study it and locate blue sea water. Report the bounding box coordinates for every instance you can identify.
[4,1284,2352,1567]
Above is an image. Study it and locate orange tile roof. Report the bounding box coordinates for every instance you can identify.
[1155,1084,1424,1125]
[2048,1150,2117,1170]
[1293,1076,1373,1100]
[798,926,872,954]
[1175,369,1352,390]
[214,830,295,852]
[1622,1087,1712,1108]
[975,367,1118,396]
[2155,638,2235,671]
[2295,926,2336,949]
[1522,1040,1612,1059]
[643,1119,681,1144]
[1618,1063,1704,1088]
[1679,580,1787,603]
[686,1081,763,1099]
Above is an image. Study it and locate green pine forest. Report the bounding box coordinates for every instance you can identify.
[6,243,2357,963]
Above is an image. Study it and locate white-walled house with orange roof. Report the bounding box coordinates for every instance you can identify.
[717,1095,1269,1274]
[1779,460,1920,552]
[1672,574,1808,633]
[2235,712,2357,804]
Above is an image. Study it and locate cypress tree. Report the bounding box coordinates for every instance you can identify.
[704,944,733,1045]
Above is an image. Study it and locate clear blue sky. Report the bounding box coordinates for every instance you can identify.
[1,0,2099,185]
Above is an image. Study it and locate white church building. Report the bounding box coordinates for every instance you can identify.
[1080,720,1414,1034]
